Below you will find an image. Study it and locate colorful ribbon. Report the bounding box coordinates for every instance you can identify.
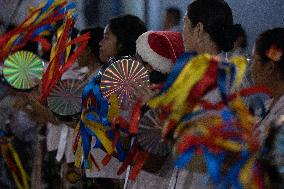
[147,53,270,188]
[40,14,90,103]
[0,0,72,62]
[0,133,29,189]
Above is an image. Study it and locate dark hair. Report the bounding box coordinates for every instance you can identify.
[109,14,147,56]
[232,24,247,49]
[187,0,235,52]
[166,7,181,25]
[81,27,104,57]
[255,28,284,75]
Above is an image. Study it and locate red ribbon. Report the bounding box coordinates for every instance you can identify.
[73,130,81,153]
[90,153,101,171]
[186,57,218,109]
[102,154,112,166]
[176,123,243,154]
[162,119,177,139]
[117,144,139,175]
[32,36,51,51]
[40,19,90,103]
[0,7,66,62]
[253,163,265,189]
[1,146,23,185]
[129,99,142,135]
[115,116,129,130]
[201,86,272,110]
[129,151,150,180]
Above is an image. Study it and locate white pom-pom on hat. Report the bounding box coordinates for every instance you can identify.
[136,31,184,73]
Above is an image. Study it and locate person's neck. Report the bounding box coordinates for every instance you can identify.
[197,40,220,55]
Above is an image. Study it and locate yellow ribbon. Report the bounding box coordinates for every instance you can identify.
[149,54,211,122]
[239,155,256,188]
[81,113,116,155]
[0,144,29,189]
[230,97,255,132]
[8,144,29,189]
[74,138,82,168]
[215,138,242,152]
[230,56,247,88]
[108,95,119,121]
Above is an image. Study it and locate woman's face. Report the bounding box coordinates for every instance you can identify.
[182,16,198,52]
[99,25,119,63]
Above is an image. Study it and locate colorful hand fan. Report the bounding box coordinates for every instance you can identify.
[3,51,44,90]
[47,79,84,116]
[100,58,150,109]
[137,108,170,156]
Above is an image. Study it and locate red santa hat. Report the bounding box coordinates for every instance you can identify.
[136,31,184,74]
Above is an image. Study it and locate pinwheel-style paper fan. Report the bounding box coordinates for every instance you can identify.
[47,79,84,116]
[137,108,170,156]
[3,51,44,89]
[100,58,150,109]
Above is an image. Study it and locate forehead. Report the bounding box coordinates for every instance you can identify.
[183,16,191,25]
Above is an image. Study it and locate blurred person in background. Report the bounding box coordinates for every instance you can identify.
[162,7,182,32]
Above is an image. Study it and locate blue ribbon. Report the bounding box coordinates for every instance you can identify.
[80,121,91,169]
[202,147,224,186]
[81,75,101,112]
[161,52,197,93]
[217,68,228,103]
[83,77,110,125]
[31,25,54,38]
[60,51,66,65]
[86,112,101,123]
[221,108,234,123]
[224,62,236,88]
[106,130,126,161]
[175,147,195,168]
[41,0,54,15]
[93,139,102,148]
[220,150,250,189]
[58,2,76,15]
[14,24,53,45]
[79,73,127,166]
[217,62,236,104]
[13,35,23,46]
[248,94,269,118]
[80,75,106,168]
[181,110,204,122]
[31,0,55,24]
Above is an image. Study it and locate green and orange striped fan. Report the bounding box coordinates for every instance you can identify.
[3,51,44,90]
